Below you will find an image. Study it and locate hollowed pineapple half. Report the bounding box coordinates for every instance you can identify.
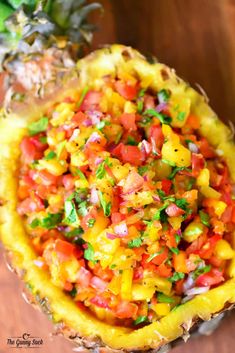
[1,45,235,352]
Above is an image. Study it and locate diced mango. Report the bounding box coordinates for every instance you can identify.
[143,275,172,295]
[124,101,137,114]
[132,284,155,301]
[121,269,133,301]
[183,221,204,242]
[152,303,171,316]
[196,168,210,187]
[215,239,234,260]
[153,160,172,180]
[200,186,221,199]
[161,125,191,167]
[108,275,121,295]
[39,159,68,176]
[168,216,183,230]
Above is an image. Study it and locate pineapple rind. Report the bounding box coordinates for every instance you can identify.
[1,44,235,352]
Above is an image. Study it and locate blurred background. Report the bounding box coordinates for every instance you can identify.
[1,0,235,352]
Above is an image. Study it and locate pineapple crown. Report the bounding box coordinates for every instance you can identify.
[0,0,102,68]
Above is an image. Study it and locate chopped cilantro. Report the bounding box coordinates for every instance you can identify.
[96,158,110,179]
[138,88,146,97]
[175,198,188,211]
[137,100,144,113]
[127,136,138,145]
[39,136,47,144]
[193,265,211,279]
[69,287,77,298]
[170,247,180,255]
[199,210,210,227]
[134,316,148,325]
[30,213,62,230]
[30,218,40,229]
[157,293,174,303]
[144,109,172,125]
[157,189,175,202]
[65,227,84,238]
[57,140,66,158]
[110,264,117,269]
[175,234,181,244]
[168,166,191,180]
[128,237,143,248]
[138,165,148,176]
[168,272,185,283]
[97,120,111,130]
[87,218,96,228]
[162,159,176,167]
[98,191,111,217]
[153,204,168,222]
[84,242,96,263]
[157,89,170,103]
[64,200,79,225]
[28,117,48,136]
[44,150,56,160]
[76,169,87,180]
[177,112,186,121]
[187,177,195,190]
[77,86,88,108]
[77,201,88,217]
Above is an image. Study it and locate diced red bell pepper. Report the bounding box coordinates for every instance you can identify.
[115,301,138,319]
[112,143,143,166]
[115,80,138,100]
[198,137,216,158]
[198,234,222,259]
[90,295,110,309]
[161,179,172,194]
[156,263,172,278]
[120,113,137,131]
[191,153,205,177]
[149,125,164,149]
[151,247,169,266]
[55,239,75,258]
[80,91,101,111]
[196,268,224,287]
[17,194,44,215]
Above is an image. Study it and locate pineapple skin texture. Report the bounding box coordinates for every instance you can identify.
[1,44,235,352]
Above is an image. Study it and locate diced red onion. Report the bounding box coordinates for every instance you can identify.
[86,110,102,125]
[141,140,152,154]
[90,276,108,292]
[183,274,195,292]
[33,259,45,268]
[106,232,118,240]
[77,267,92,288]
[153,194,161,202]
[90,188,99,204]
[188,142,199,153]
[114,222,128,236]
[95,157,104,166]
[82,119,93,127]
[86,132,101,144]
[156,102,168,112]
[150,137,158,155]
[185,286,209,296]
[181,295,194,304]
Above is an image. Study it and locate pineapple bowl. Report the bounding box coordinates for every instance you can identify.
[1,43,235,352]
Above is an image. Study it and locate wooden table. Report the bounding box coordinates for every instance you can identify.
[1,0,235,352]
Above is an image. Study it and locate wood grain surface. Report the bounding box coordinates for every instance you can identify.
[1,0,235,352]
